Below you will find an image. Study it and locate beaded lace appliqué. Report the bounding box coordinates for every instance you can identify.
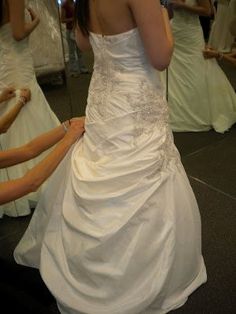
[87,46,169,136]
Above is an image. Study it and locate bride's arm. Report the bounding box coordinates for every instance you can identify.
[7,0,40,41]
[75,24,92,52]
[170,0,212,16]
[0,120,85,205]
[128,0,174,71]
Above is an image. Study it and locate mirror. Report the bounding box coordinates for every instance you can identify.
[27,0,93,123]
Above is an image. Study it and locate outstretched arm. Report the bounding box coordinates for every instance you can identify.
[0,117,84,168]
[0,88,31,134]
[224,53,236,67]
[203,48,236,67]
[0,87,15,103]
[0,119,85,205]
[8,0,40,41]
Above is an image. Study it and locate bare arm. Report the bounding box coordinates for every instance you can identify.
[170,0,212,16]
[0,87,15,103]
[0,123,68,168]
[224,53,236,67]
[0,120,85,205]
[0,99,25,133]
[203,48,236,66]
[0,118,85,168]
[128,0,174,71]
[8,0,40,41]
[75,24,92,52]
[0,88,30,134]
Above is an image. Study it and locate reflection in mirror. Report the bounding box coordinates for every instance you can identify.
[29,0,93,122]
[206,0,236,86]
[161,0,236,133]
[0,0,61,217]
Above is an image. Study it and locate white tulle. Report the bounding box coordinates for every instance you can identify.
[14,28,206,314]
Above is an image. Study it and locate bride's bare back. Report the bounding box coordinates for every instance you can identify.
[88,0,136,35]
[76,0,174,71]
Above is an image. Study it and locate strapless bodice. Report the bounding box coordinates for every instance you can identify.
[89,28,154,75]
[86,28,166,129]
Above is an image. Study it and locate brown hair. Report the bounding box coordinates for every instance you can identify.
[75,0,90,35]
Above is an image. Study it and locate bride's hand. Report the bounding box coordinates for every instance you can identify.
[27,7,40,24]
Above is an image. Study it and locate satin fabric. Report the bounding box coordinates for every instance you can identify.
[15,28,206,314]
[163,0,236,133]
[0,23,60,217]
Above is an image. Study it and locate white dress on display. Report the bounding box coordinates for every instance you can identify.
[14,28,206,314]
[208,0,235,52]
[27,0,65,77]
[0,22,60,217]
[164,0,236,133]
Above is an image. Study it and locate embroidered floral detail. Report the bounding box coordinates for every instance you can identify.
[86,31,180,165]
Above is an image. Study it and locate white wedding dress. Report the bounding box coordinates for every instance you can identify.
[163,0,236,133]
[208,0,235,52]
[14,28,206,314]
[0,22,60,217]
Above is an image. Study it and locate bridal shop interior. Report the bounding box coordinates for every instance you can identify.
[0,0,236,313]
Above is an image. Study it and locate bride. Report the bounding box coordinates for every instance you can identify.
[0,0,60,217]
[14,1,207,313]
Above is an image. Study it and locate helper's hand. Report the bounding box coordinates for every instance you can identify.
[0,87,15,103]
[64,117,85,144]
[19,88,31,105]
[202,48,219,59]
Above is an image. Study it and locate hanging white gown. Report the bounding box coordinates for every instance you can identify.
[0,22,60,218]
[14,28,206,314]
[164,0,236,133]
[208,0,235,52]
[27,0,65,77]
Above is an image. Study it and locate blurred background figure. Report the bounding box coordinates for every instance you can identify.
[60,0,89,76]
[162,0,236,133]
